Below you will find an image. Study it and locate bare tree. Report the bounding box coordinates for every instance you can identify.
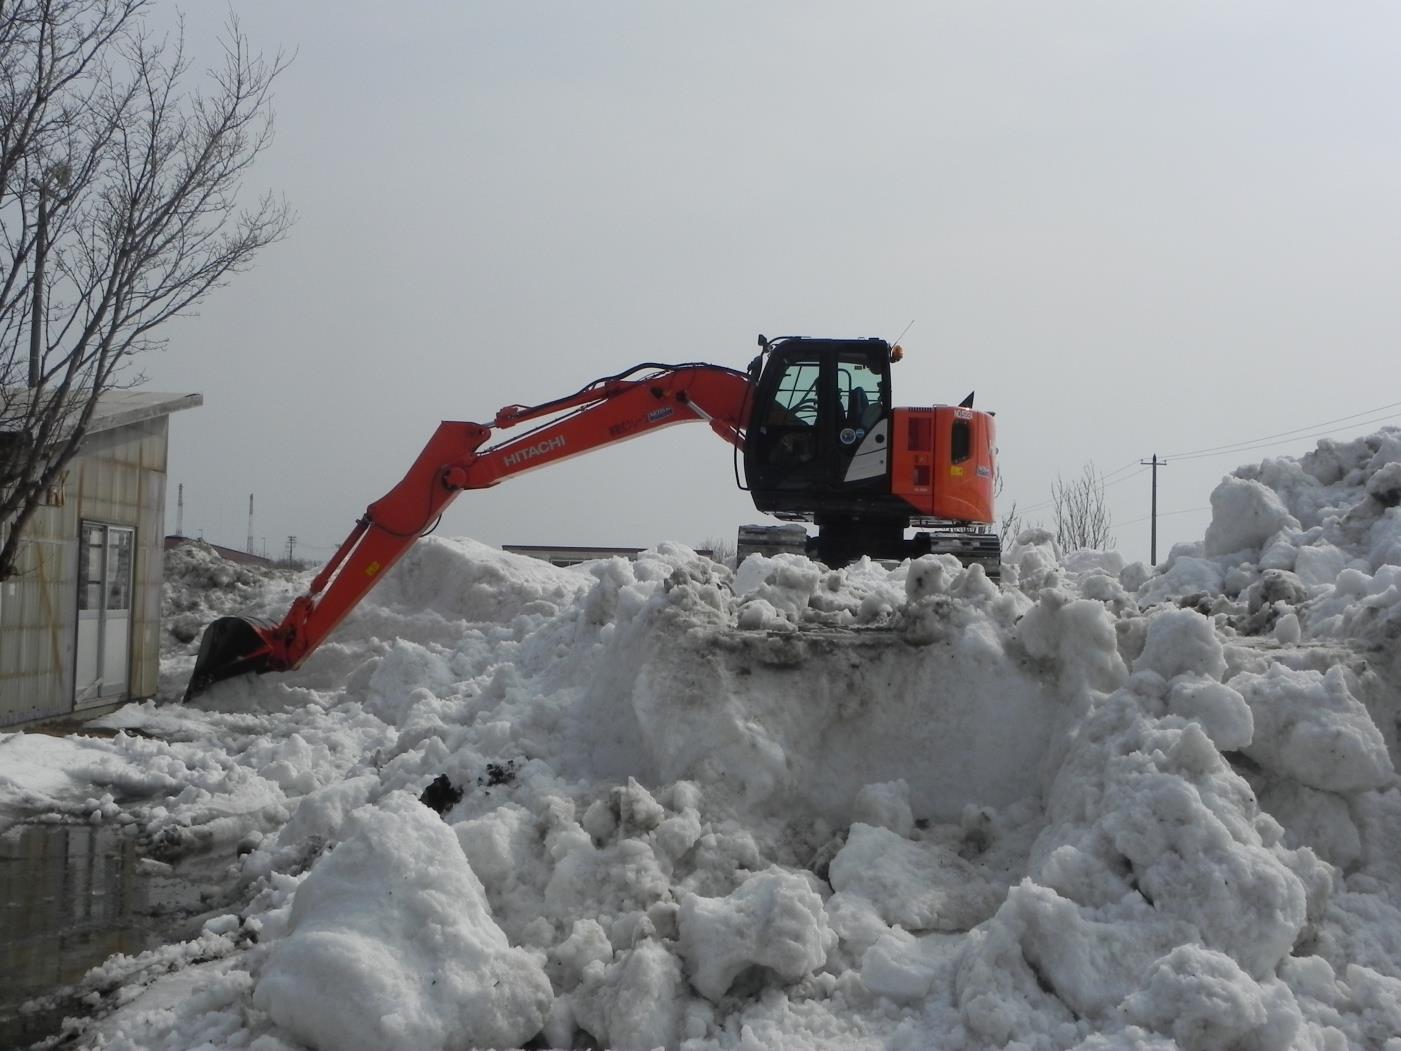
[1051,462,1116,551]
[0,0,291,579]
[698,535,737,567]
[995,469,1022,542]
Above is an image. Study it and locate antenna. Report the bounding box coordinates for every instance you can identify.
[891,319,915,347]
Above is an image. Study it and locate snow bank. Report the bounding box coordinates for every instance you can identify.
[3,427,1400,1050]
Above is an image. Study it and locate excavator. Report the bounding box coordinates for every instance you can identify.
[185,335,1000,699]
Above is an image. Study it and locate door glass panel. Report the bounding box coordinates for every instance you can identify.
[78,524,104,611]
[106,529,133,611]
[837,358,885,434]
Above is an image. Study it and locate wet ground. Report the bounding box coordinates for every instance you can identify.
[0,820,234,1049]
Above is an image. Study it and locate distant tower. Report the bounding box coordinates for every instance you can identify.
[176,483,185,537]
[247,494,255,554]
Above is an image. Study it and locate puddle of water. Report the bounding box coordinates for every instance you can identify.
[0,821,226,1050]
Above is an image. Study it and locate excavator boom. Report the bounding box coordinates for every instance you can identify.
[186,363,752,698]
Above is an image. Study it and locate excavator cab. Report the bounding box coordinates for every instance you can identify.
[745,336,914,533]
[745,337,894,507]
[744,335,998,567]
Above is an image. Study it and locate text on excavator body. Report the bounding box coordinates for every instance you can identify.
[502,435,567,468]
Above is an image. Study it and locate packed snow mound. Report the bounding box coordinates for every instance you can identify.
[1139,427,1401,647]
[370,535,590,623]
[4,428,1401,1050]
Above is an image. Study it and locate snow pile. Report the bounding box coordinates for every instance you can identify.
[1,430,1399,1050]
[1145,428,1401,648]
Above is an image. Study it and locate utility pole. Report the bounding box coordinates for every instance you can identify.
[1140,454,1167,565]
[286,535,297,563]
[247,494,255,554]
[176,483,184,537]
[27,181,49,388]
[27,166,68,387]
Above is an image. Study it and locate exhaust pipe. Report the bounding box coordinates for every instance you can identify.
[184,616,283,701]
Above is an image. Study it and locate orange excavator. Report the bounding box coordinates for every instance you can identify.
[186,336,999,698]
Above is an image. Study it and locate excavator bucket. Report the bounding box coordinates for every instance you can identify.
[184,616,280,701]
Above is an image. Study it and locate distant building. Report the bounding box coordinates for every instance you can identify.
[163,535,272,568]
[1,391,201,728]
[504,544,714,568]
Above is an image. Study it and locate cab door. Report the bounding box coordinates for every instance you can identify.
[745,352,827,492]
[833,350,890,486]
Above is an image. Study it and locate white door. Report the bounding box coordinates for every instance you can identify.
[74,523,134,706]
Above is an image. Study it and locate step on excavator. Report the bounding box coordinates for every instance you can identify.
[186,336,1000,699]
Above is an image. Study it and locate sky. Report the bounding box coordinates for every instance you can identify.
[144,2,1401,566]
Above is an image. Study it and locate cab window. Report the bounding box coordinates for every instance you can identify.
[951,418,971,463]
[769,360,821,427]
[837,357,885,432]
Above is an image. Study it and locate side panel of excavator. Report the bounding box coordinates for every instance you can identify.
[889,406,997,524]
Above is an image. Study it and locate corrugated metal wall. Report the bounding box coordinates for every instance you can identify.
[1,416,169,727]
[0,500,77,723]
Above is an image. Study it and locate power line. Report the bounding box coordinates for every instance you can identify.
[1017,465,1149,515]
[1099,459,1145,484]
[1164,400,1401,461]
[1119,505,1210,526]
[1168,411,1401,465]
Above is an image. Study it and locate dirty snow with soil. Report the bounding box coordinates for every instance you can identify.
[3,429,1401,1050]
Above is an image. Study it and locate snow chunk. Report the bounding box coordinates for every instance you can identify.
[1294,543,1348,588]
[572,939,685,1051]
[1235,665,1394,793]
[1204,477,1301,557]
[1165,678,1254,751]
[1121,945,1288,1051]
[1017,594,1127,698]
[1104,773,1309,978]
[548,918,612,991]
[733,554,822,627]
[1366,460,1401,507]
[905,553,964,602]
[1135,608,1227,681]
[1137,555,1225,607]
[254,793,552,1051]
[828,823,1000,932]
[1273,611,1303,645]
[851,780,914,838]
[968,881,1196,1021]
[1258,780,1362,870]
[859,928,952,1004]
[678,868,835,1001]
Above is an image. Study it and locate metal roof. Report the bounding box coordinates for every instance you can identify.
[1,389,202,440]
[87,391,203,434]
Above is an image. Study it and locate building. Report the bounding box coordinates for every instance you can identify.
[0,391,201,728]
[163,535,272,568]
[504,544,716,568]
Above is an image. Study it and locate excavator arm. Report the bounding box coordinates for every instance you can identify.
[185,363,753,699]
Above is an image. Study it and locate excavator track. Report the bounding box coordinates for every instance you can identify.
[736,523,1001,578]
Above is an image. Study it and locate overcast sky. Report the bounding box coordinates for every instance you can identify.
[146,2,1401,565]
